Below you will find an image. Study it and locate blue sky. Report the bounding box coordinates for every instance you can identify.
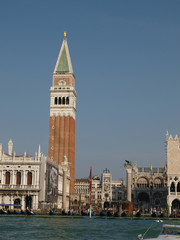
[0,0,180,180]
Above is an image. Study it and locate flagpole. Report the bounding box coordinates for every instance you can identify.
[89,165,92,219]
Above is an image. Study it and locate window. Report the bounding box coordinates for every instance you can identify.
[5,171,10,184]
[66,97,69,105]
[62,97,65,105]
[154,178,163,188]
[54,97,57,105]
[177,182,180,192]
[137,177,149,188]
[170,182,175,192]
[59,97,61,105]
[16,172,21,185]
[27,172,32,185]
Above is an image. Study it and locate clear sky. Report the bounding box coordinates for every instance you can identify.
[0,0,180,180]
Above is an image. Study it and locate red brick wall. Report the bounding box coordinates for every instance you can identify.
[48,115,75,193]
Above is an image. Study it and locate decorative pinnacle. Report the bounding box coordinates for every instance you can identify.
[64,31,66,38]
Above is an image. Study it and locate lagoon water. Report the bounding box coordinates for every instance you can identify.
[0,216,178,240]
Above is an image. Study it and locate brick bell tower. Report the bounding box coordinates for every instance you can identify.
[48,32,77,193]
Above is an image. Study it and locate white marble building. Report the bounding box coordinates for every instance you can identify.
[0,140,70,211]
[166,132,180,214]
[0,140,42,210]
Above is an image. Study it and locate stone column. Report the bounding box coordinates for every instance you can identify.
[34,195,38,209]
[32,195,36,209]
[62,155,69,211]
[22,195,25,210]
[175,182,177,196]
[32,171,35,186]
[13,170,15,185]
[11,170,14,185]
[168,183,170,196]
[125,167,132,202]
[62,169,67,210]
[169,200,172,215]
[1,171,4,185]
[24,171,26,185]
[10,195,13,210]
[37,170,39,187]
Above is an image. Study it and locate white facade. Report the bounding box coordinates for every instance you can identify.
[0,140,70,211]
[166,132,180,214]
[0,140,42,210]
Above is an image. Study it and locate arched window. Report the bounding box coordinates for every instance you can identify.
[66,97,69,105]
[16,172,21,185]
[170,182,175,192]
[177,182,180,192]
[54,97,57,105]
[5,171,10,185]
[27,172,32,185]
[59,97,61,105]
[137,177,149,188]
[62,97,65,105]
[154,178,163,188]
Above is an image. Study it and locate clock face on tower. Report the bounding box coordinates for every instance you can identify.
[105,193,109,198]
[58,79,66,86]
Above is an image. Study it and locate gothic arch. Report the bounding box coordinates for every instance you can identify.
[172,199,180,211]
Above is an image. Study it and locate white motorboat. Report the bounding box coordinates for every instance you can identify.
[138,224,180,239]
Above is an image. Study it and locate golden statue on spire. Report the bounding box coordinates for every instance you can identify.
[64,31,66,38]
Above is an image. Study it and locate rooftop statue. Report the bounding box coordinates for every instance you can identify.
[124,160,132,167]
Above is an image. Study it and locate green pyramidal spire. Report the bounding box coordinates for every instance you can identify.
[56,46,69,72]
[54,32,74,74]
